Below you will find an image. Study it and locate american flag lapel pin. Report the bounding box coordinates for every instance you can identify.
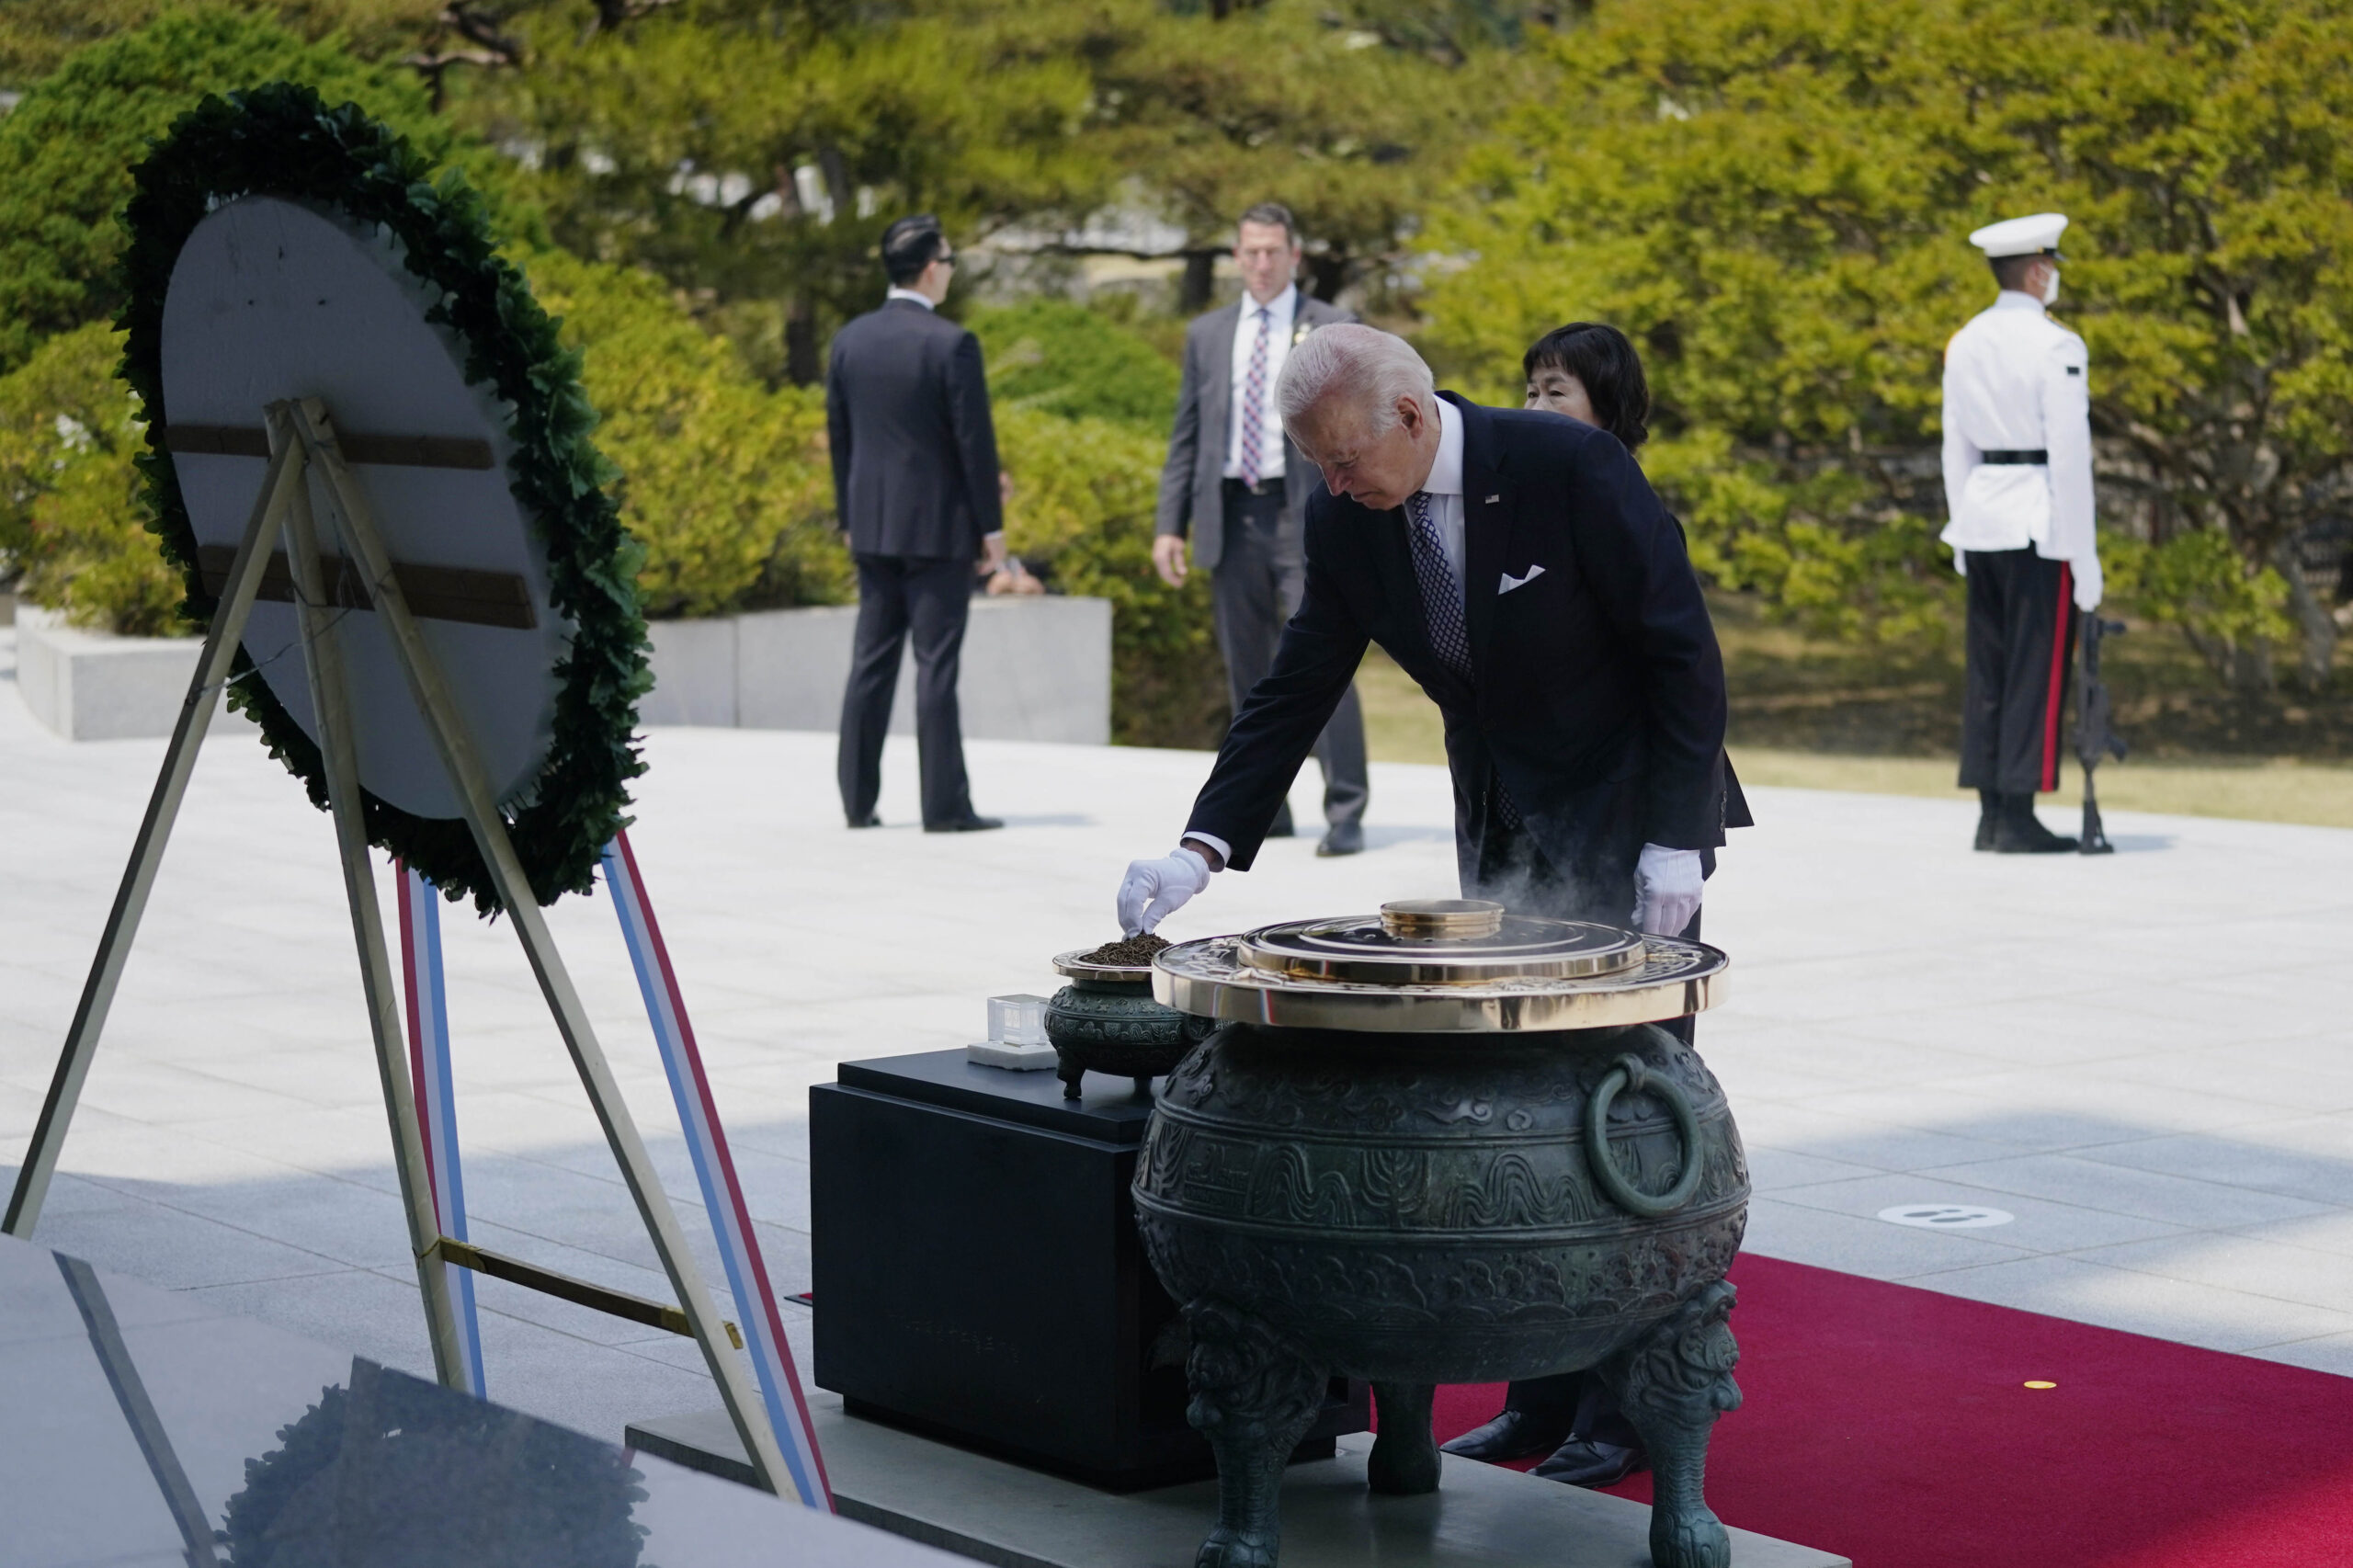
[1484,494,1502,504]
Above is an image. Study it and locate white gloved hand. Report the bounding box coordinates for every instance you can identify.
[2074,554,2104,612]
[1632,843,1704,937]
[1118,846,1212,937]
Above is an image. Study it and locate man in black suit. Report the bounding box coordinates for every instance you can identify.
[1120,324,1739,947]
[1154,203,1370,857]
[828,214,1004,833]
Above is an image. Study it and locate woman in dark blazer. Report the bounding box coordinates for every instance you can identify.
[1441,321,1748,1490]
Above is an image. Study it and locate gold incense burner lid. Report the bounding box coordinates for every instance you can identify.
[1153,899,1728,1034]
[1238,899,1647,988]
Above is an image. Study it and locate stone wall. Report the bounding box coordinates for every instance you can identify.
[640,594,1112,744]
[8,595,1114,747]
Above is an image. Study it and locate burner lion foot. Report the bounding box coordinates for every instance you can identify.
[1367,1382,1439,1494]
[1183,1298,1327,1568]
[1606,1280,1741,1568]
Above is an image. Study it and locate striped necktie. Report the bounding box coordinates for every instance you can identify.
[1238,305,1271,488]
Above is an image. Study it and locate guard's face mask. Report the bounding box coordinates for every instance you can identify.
[2041,267,2062,305]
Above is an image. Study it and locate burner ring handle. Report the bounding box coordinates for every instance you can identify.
[1584,1053,1706,1218]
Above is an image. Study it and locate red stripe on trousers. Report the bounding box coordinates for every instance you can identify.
[2040,562,2072,793]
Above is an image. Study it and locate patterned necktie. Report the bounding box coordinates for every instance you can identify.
[1405,491,1472,678]
[1238,305,1271,487]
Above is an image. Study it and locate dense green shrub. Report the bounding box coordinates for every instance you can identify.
[969,300,1183,434]
[526,249,849,619]
[995,405,1225,748]
[0,323,178,634]
[968,300,1226,747]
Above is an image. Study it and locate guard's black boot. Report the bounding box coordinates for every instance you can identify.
[1438,1407,1576,1463]
[1992,793,2078,853]
[1973,789,2000,852]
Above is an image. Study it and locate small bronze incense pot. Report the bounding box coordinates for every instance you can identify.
[1044,946,1213,1099]
[1136,900,1745,1568]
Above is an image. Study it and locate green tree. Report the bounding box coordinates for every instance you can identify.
[438,0,1103,385]
[0,323,180,634]
[1059,0,1505,307]
[0,5,503,373]
[0,0,442,90]
[1427,0,2353,689]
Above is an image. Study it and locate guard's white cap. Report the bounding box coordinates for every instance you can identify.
[1969,212,2068,260]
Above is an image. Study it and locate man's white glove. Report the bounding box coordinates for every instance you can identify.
[1119,846,1212,937]
[1633,844,1704,937]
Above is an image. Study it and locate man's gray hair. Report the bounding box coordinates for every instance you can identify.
[1276,323,1436,433]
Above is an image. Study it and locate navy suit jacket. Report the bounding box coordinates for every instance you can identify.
[1186,394,1746,916]
[826,298,1003,560]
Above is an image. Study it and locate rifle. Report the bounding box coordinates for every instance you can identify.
[2074,612,2129,855]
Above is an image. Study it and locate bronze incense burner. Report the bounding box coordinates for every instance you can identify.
[1044,949,1214,1099]
[1134,901,1745,1568]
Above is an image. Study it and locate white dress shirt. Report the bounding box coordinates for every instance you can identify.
[1418,395,1468,607]
[1940,290,2101,608]
[1223,285,1299,480]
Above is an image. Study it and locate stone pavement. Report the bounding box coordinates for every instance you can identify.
[3,623,2350,1457]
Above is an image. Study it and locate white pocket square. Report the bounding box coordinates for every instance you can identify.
[1498,564,1547,595]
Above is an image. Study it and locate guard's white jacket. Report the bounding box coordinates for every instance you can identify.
[1939,290,2101,609]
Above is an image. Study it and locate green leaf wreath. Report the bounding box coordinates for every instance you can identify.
[117,82,649,915]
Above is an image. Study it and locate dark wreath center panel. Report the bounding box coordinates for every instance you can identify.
[810,1051,1368,1490]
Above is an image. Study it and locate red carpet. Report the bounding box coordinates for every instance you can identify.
[1406,1255,2353,1567]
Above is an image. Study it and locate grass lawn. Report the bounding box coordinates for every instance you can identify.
[1353,645,2353,831]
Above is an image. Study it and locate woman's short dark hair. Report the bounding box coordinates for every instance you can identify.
[881,214,948,286]
[1522,322,1651,451]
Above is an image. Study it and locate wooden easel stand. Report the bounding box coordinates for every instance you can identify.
[4,397,790,1495]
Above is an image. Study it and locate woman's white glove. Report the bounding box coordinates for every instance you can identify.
[1633,844,1704,937]
[1118,846,1212,937]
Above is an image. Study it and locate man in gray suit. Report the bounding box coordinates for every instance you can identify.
[1154,202,1369,855]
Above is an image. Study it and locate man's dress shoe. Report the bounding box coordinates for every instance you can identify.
[847,812,881,829]
[1316,824,1365,858]
[924,814,1004,833]
[1437,1409,1574,1463]
[1531,1437,1648,1488]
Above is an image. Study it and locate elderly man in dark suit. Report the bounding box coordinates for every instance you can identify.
[1154,202,1370,857]
[1120,320,1740,970]
[827,213,1005,834]
[1120,324,1750,1497]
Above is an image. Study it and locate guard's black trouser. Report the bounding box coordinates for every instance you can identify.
[1211,479,1368,836]
[1959,548,2078,796]
[837,554,976,828]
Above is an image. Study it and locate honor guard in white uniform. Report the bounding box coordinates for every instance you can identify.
[1942,211,2104,853]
